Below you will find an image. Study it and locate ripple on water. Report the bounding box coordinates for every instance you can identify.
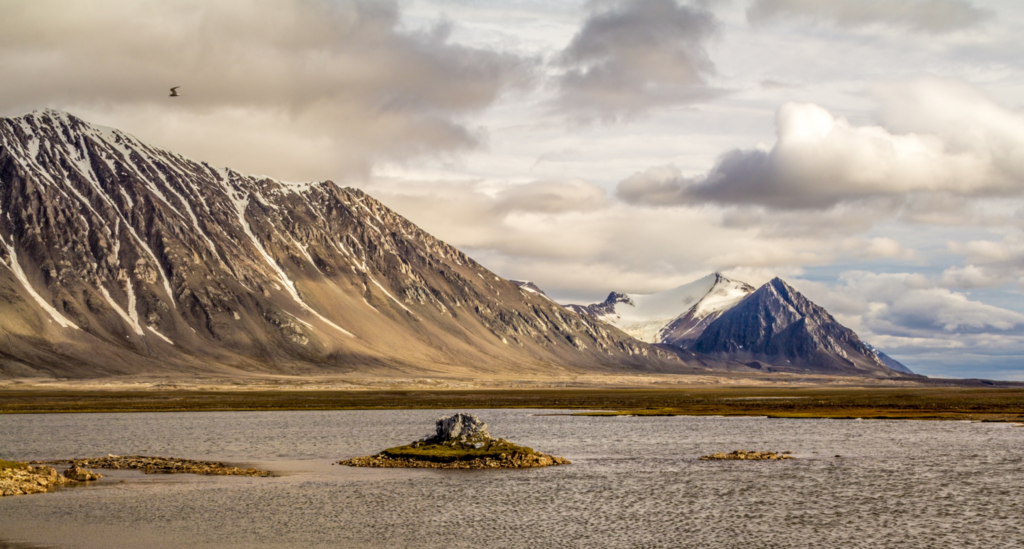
[0,410,1022,548]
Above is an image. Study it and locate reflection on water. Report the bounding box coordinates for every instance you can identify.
[1,410,1022,548]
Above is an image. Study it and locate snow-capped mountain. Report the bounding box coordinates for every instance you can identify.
[691,278,902,376]
[565,273,755,344]
[0,110,686,378]
[566,274,912,376]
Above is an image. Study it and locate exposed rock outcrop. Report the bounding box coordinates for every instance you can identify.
[429,412,490,443]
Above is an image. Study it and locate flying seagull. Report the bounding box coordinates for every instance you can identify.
[169,87,180,97]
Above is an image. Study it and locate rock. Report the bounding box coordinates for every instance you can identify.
[431,413,490,443]
[699,450,794,461]
[1,464,72,496]
[63,465,102,481]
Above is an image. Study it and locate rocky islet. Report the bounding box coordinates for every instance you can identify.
[337,413,571,469]
[38,455,273,477]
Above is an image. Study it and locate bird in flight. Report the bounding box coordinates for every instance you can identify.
[169,87,180,97]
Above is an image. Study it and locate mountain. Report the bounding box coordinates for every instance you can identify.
[565,273,755,344]
[690,278,900,376]
[864,343,914,374]
[0,109,689,379]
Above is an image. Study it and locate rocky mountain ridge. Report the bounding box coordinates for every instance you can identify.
[0,109,688,378]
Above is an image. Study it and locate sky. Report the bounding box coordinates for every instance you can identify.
[3,0,1024,379]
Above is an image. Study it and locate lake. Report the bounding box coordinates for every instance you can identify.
[1,409,1022,548]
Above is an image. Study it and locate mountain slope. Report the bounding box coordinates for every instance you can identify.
[690,278,900,376]
[0,110,688,379]
[565,273,755,344]
[864,343,914,374]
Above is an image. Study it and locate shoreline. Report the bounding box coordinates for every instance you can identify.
[1,386,1022,422]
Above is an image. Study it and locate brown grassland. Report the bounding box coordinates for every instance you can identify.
[1,386,1023,421]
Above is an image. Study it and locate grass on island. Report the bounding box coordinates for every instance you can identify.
[0,459,27,470]
[382,440,539,463]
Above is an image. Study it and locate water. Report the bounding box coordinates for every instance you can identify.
[1,410,1022,548]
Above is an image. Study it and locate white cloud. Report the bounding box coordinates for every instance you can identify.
[747,0,991,34]
[939,265,1004,288]
[945,235,1024,288]
[617,78,1024,209]
[840,237,920,260]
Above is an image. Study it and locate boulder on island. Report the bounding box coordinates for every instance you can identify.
[431,412,490,443]
[337,413,570,469]
[63,465,103,482]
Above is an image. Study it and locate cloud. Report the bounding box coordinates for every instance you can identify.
[792,272,1024,376]
[0,0,530,180]
[759,79,798,89]
[617,78,1024,210]
[492,179,609,214]
[368,176,854,300]
[840,237,919,260]
[946,235,1024,288]
[939,265,1003,289]
[882,287,1024,333]
[747,0,991,34]
[553,0,722,120]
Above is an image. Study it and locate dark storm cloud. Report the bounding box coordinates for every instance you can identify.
[553,0,722,120]
[747,0,991,34]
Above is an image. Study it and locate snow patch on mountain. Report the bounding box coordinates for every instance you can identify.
[0,235,79,330]
[565,273,756,344]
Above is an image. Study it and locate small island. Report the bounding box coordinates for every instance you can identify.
[337,413,570,469]
[700,450,794,461]
[37,455,273,477]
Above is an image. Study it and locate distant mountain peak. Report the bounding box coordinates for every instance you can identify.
[603,291,636,308]
[691,277,900,376]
